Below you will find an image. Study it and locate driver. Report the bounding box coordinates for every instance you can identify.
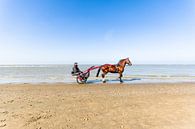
[71,62,81,74]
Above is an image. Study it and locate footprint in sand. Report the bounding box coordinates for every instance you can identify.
[0,119,6,128]
[0,119,6,122]
[0,124,6,127]
[25,111,53,126]
[3,100,14,104]
[8,100,14,103]
[0,111,9,115]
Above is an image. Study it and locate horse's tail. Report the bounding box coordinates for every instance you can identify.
[96,66,101,77]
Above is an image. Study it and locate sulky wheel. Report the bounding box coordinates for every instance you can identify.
[76,72,90,84]
[76,76,87,84]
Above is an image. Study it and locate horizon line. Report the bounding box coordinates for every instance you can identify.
[0,63,195,65]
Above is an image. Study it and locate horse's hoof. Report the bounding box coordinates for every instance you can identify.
[120,81,123,83]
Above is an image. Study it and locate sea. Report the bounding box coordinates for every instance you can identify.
[0,64,195,84]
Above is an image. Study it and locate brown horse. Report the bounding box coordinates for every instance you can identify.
[96,58,132,83]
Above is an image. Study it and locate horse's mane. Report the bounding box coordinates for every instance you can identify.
[117,58,126,66]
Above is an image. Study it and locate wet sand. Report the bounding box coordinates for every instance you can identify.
[0,83,195,129]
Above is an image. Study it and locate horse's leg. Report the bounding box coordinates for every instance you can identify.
[119,73,123,83]
[102,72,107,83]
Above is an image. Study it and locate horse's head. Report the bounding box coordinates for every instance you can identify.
[125,57,132,66]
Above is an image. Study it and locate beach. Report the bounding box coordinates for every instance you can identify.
[0,83,195,129]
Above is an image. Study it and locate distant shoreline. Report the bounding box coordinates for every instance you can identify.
[1,64,195,84]
[1,81,195,86]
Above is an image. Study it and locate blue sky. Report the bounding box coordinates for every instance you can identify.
[0,0,195,64]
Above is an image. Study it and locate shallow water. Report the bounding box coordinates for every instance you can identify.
[0,64,195,84]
